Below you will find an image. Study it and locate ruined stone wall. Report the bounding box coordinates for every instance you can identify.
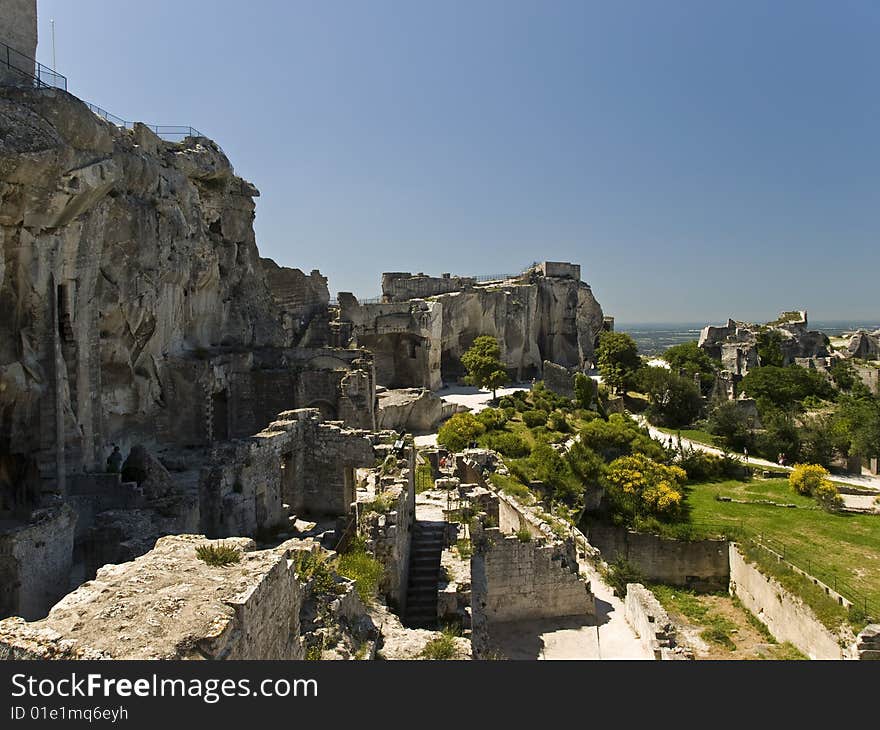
[470,520,593,628]
[381,272,476,302]
[360,469,415,612]
[624,583,692,660]
[728,544,853,660]
[0,504,75,620]
[587,525,729,592]
[199,409,376,537]
[0,535,310,659]
[0,0,37,83]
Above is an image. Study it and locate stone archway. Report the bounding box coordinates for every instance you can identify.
[306,399,338,421]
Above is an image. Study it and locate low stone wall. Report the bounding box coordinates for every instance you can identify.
[0,535,312,659]
[624,583,692,660]
[728,544,853,660]
[587,525,729,592]
[0,505,76,621]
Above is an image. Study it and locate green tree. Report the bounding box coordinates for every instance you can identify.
[662,340,717,394]
[573,372,595,410]
[832,394,880,458]
[596,331,641,394]
[637,367,703,428]
[437,412,485,452]
[461,336,509,400]
[707,400,755,452]
[756,330,785,367]
[578,413,665,462]
[740,365,834,411]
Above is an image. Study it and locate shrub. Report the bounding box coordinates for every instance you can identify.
[603,557,643,597]
[196,542,241,567]
[479,431,530,458]
[437,412,485,452]
[604,454,688,521]
[488,472,532,499]
[476,407,508,431]
[789,463,842,512]
[547,410,570,433]
[420,628,459,660]
[789,463,831,496]
[522,409,549,429]
[574,372,595,410]
[515,526,532,542]
[578,413,665,462]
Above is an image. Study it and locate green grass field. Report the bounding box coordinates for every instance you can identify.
[655,425,718,448]
[686,477,880,622]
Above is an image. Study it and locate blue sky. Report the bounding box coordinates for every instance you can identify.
[34,0,879,323]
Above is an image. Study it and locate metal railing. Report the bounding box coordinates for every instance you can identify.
[685,517,876,621]
[0,38,204,144]
[85,102,203,142]
[0,39,67,90]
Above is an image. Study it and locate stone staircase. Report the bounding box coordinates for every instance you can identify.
[403,520,446,629]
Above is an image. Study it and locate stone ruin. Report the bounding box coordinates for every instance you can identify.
[334,261,607,392]
[698,311,831,400]
[0,2,607,660]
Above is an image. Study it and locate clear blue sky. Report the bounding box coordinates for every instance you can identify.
[34,0,879,323]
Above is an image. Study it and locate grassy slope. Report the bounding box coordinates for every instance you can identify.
[686,477,880,612]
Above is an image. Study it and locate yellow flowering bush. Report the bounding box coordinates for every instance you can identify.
[789,463,831,496]
[604,454,687,519]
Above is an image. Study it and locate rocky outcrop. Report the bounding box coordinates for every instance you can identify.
[376,387,466,434]
[0,86,285,479]
[846,331,880,361]
[0,535,311,659]
[337,262,605,389]
[698,311,830,379]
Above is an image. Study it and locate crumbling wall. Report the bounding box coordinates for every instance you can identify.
[587,525,729,592]
[624,583,693,660]
[728,544,853,660]
[381,272,476,302]
[470,517,594,653]
[0,535,311,659]
[0,504,76,620]
[199,409,376,537]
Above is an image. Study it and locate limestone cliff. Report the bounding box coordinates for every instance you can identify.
[0,86,309,483]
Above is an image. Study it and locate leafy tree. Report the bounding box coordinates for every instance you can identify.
[637,367,703,427]
[603,454,688,521]
[706,400,755,452]
[740,365,834,411]
[573,372,595,410]
[832,394,880,458]
[596,331,641,394]
[437,412,485,452]
[662,340,717,394]
[756,330,785,367]
[755,408,800,462]
[566,440,605,487]
[478,430,530,458]
[798,415,835,468]
[529,441,580,505]
[829,360,857,392]
[461,336,509,400]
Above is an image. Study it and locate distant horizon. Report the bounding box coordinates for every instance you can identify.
[35,0,879,322]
